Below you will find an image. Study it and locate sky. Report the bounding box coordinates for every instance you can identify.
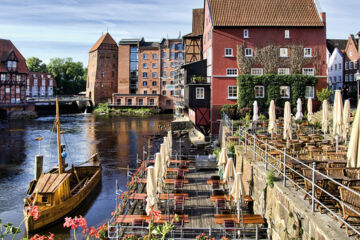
[0,0,359,67]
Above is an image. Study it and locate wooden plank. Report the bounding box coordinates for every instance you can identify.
[137,179,189,184]
[129,193,189,200]
[214,214,265,225]
[115,215,189,224]
[206,179,223,185]
[210,195,253,202]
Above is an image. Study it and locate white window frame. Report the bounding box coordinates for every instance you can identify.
[334,76,337,83]
[1,74,5,81]
[15,87,20,94]
[355,61,358,70]
[143,63,148,69]
[244,48,253,57]
[280,86,290,98]
[227,86,238,99]
[302,68,314,76]
[304,48,312,57]
[243,29,249,38]
[349,62,353,70]
[339,63,342,70]
[143,72,148,78]
[226,68,238,77]
[143,54,148,60]
[16,75,21,82]
[278,68,290,75]
[329,76,332,83]
[152,63,157,68]
[345,75,348,82]
[350,74,354,82]
[345,62,349,70]
[196,87,205,99]
[251,68,263,75]
[284,30,290,39]
[152,72,157,78]
[280,48,288,57]
[5,87,10,93]
[224,48,233,57]
[254,85,265,98]
[305,86,314,99]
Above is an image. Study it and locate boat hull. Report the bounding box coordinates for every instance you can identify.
[24,167,102,232]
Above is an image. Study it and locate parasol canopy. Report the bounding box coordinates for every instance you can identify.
[218,147,228,167]
[154,152,163,193]
[253,101,259,122]
[223,158,236,184]
[332,90,344,137]
[268,100,277,135]
[343,99,351,141]
[322,100,329,134]
[145,166,158,215]
[231,172,246,202]
[283,101,292,141]
[295,98,303,120]
[346,100,360,168]
[307,98,313,123]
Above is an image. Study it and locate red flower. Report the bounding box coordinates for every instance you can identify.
[30,233,54,240]
[76,215,88,229]
[149,206,161,220]
[63,217,77,229]
[28,206,41,221]
[88,227,99,238]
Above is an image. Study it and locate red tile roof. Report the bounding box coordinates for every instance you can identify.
[208,0,324,27]
[89,33,117,53]
[0,39,29,74]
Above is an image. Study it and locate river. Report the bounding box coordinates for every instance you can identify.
[0,113,173,239]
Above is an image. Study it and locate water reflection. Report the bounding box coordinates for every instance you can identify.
[0,114,172,239]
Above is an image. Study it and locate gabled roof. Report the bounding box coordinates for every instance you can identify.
[208,0,324,27]
[0,39,29,74]
[327,39,347,54]
[36,173,71,194]
[89,33,117,53]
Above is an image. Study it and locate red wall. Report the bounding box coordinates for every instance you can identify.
[210,24,327,133]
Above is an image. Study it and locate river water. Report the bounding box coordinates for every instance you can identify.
[0,113,172,239]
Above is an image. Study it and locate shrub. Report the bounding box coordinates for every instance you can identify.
[316,88,332,102]
[239,106,252,118]
[267,169,275,188]
[220,104,239,119]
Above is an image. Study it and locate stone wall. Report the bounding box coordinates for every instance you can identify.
[234,146,351,240]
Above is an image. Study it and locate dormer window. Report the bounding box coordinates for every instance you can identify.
[7,60,17,70]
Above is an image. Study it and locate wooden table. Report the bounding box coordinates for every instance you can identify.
[137,178,189,184]
[214,214,265,225]
[129,193,189,200]
[210,195,253,203]
[149,159,190,164]
[145,167,189,172]
[207,179,224,185]
[115,214,189,224]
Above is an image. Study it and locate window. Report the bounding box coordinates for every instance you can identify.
[170,52,175,59]
[152,81,157,86]
[143,72,148,78]
[1,74,5,81]
[152,90,157,94]
[334,76,337,83]
[143,54,148,60]
[171,71,174,78]
[226,68,238,76]
[138,99,143,106]
[117,99,121,105]
[225,48,233,57]
[350,50,353,57]
[284,30,290,39]
[5,87,10,93]
[162,90,166,96]
[196,87,204,99]
[34,79,38,86]
[162,81,166,86]
[339,63,342,70]
[170,44,175,49]
[152,63,157,68]
[143,81,147,86]
[335,64,337,71]
[251,68,263,75]
[162,52,167,58]
[171,62,175,68]
[338,76,341,82]
[330,66,333,71]
[345,75,348,82]
[254,86,265,98]
[350,74,354,82]
[175,52,184,60]
[7,61,17,69]
[354,74,357,82]
[329,77,332,83]
[42,196,48,203]
[302,68,314,76]
[17,75,21,82]
[170,91,174,96]
[143,63,148,69]
[144,90,148,94]
[245,48,253,57]
[152,72,157,78]
[101,72,105,77]
[176,43,184,50]
[127,99,132,106]
[166,100,171,106]
[280,48,288,57]
[305,86,314,99]
[355,61,358,69]
[243,29,249,38]
[42,79,45,85]
[350,62,353,70]
[152,54,157,60]
[304,48,312,57]
[278,68,290,75]
[280,86,290,98]
[16,87,20,94]
[163,62,167,68]
[162,72,167,78]
[228,86,238,99]
[345,62,349,70]
[149,99,154,106]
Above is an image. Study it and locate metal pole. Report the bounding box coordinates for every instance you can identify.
[256,225,259,240]
[265,140,268,170]
[311,162,316,212]
[283,148,287,187]
[253,135,256,161]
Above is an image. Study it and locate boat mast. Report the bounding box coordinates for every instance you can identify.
[56,97,63,174]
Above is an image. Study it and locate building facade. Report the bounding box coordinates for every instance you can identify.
[203,0,328,133]
[26,72,55,98]
[343,34,360,102]
[0,39,29,107]
[86,33,118,104]
[328,49,344,92]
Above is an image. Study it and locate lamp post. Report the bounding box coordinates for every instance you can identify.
[356,71,360,101]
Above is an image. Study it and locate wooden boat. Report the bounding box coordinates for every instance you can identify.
[23,97,102,232]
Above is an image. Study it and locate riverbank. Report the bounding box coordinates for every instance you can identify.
[94,103,161,116]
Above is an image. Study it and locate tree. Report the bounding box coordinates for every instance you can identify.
[26,57,48,73]
[47,58,87,95]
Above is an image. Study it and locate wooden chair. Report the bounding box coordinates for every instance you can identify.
[212,180,220,190]
[222,220,236,238]
[216,198,227,214]
[339,186,360,236]
[174,196,185,214]
[174,179,184,191]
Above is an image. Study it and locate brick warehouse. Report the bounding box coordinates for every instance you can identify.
[86,34,184,112]
[203,0,328,133]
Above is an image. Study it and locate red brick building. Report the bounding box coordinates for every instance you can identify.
[0,39,29,106]
[26,72,55,98]
[203,0,328,133]
[86,33,118,104]
[343,33,360,102]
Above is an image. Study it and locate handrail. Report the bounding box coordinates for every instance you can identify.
[235,125,360,236]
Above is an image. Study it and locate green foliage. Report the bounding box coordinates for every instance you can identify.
[313,121,321,130]
[190,76,206,83]
[94,104,160,116]
[47,57,87,95]
[94,103,111,114]
[237,74,318,109]
[316,88,333,102]
[267,169,276,188]
[220,104,239,119]
[212,148,221,160]
[227,141,237,154]
[259,114,267,121]
[26,57,48,73]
